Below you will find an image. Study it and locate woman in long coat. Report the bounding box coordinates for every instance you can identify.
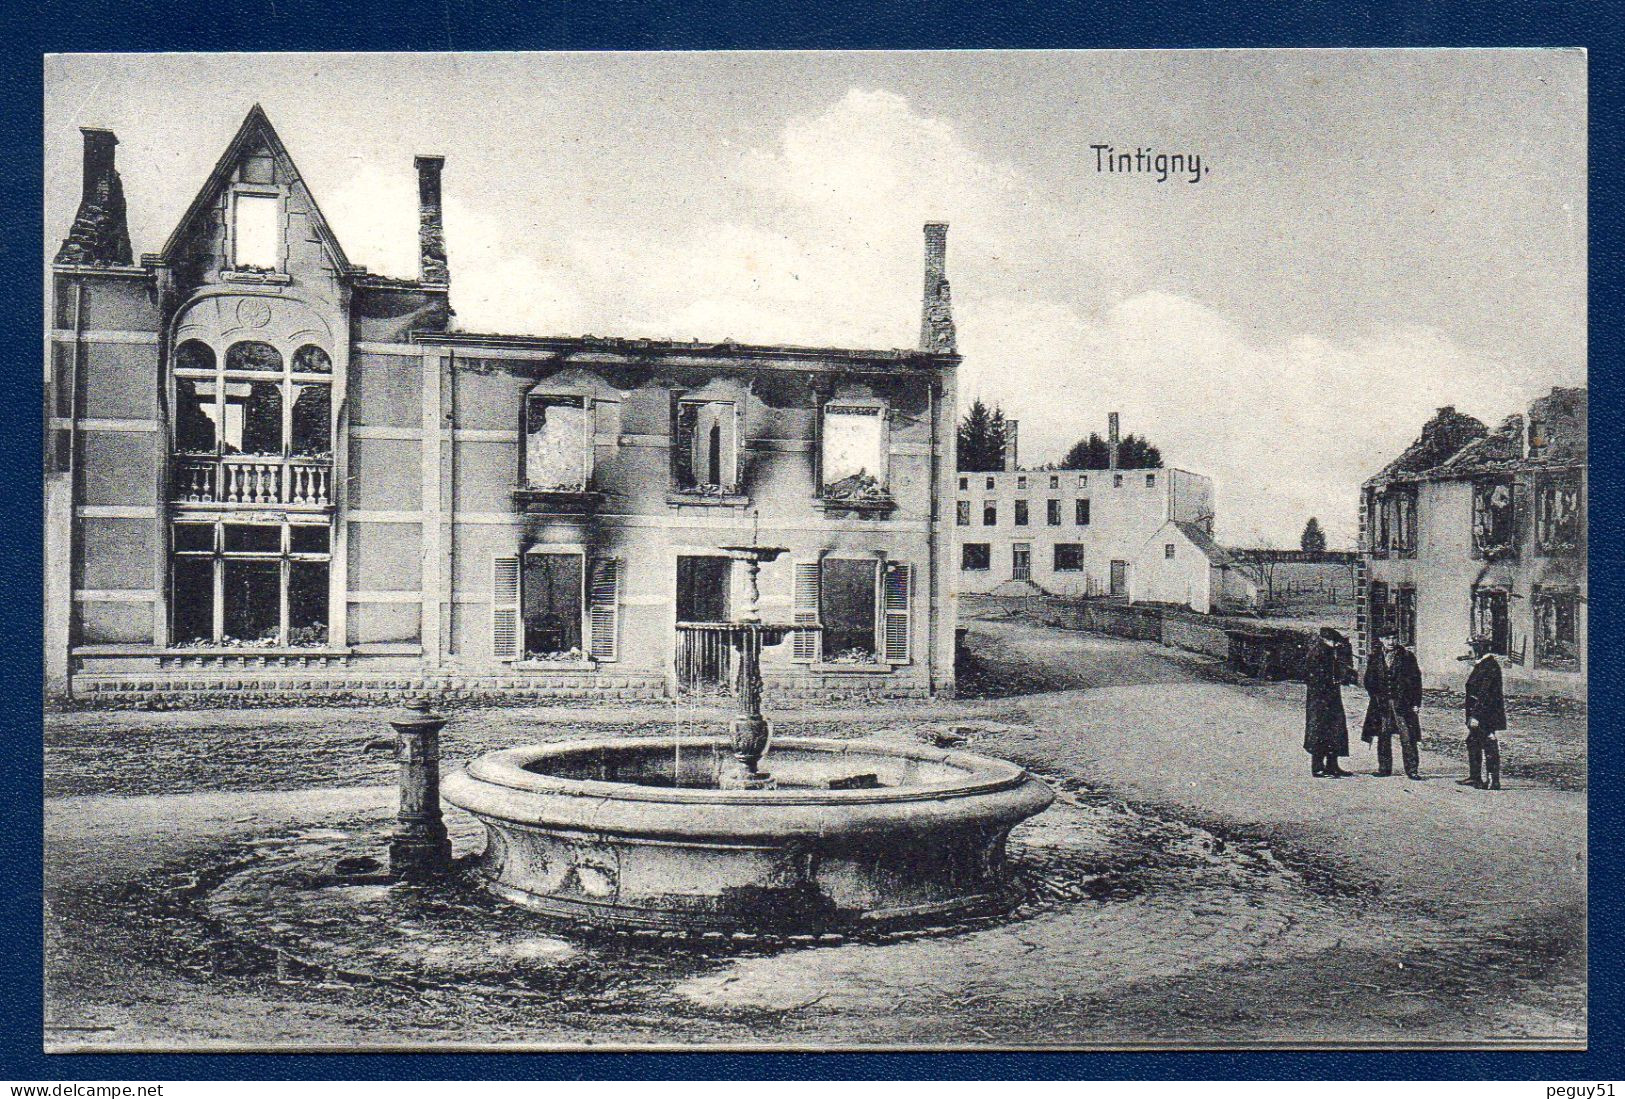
[1303,627,1355,777]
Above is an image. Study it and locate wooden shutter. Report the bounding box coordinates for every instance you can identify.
[588,557,621,661]
[792,560,821,663]
[882,561,912,664]
[491,555,521,661]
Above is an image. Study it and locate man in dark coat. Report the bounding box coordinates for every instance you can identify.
[1362,631,1424,779]
[1458,634,1506,789]
[1304,626,1355,777]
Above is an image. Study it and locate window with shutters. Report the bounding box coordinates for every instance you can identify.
[820,558,880,663]
[882,562,912,664]
[491,551,618,663]
[791,560,822,663]
[522,552,584,659]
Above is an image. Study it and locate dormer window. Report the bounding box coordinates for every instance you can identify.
[231,191,280,271]
[523,394,591,491]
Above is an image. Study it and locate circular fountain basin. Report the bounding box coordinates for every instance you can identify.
[442,736,1054,932]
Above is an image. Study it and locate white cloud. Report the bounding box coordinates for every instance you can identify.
[963,291,1532,547]
[322,87,1539,548]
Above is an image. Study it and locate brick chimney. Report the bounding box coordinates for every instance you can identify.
[1003,419,1019,471]
[55,128,132,267]
[919,222,956,354]
[1108,412,1121,469]
[415,154,449,287]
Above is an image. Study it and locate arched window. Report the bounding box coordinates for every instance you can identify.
[293,345,332,374]
[225,341,283,373]
[291,383,332,457]
[174,339,215,373]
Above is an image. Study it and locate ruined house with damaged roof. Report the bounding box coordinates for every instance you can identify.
[1358,388,1586,697]
[45,106,960,703]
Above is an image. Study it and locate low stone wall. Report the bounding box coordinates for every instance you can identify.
[970,593,1315,678]
[1160,614,1232,659]
[61,669,939,709]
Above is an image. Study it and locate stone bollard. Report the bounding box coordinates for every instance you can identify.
[386,697,452,879]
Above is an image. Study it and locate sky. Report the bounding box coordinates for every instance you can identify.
[44,50,1586,546]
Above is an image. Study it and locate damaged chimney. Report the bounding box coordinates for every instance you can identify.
[1108,412,1121,470]
[919,222,956,354]
[1003,419,1019,471]
[415,155,449,287]
[55,128,132,267]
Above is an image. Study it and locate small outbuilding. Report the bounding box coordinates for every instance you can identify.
[1129,520,1258,615]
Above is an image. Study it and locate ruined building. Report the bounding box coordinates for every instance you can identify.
[952,414,1216,601]
[1358,389,1587,697]
[45,107,960,702]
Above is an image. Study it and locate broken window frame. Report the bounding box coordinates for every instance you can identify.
[818,401,890,502]
[1534,473,1582,556]
[229,187,283,273]
[521,392,593,492]
[1532,588,1580,670]
[1372,485,1417,556]
[1471,477,1517,559]
[167,517,332,648]
[172,339,333,458]
[672,398,742,495]
[1470,587,1512,657]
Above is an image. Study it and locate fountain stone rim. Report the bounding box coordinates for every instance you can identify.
[455,735,1036,807]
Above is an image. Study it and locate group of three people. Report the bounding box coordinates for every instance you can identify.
[1303,626,1505,787]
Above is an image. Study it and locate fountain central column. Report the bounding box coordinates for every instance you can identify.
[720,546,790,789]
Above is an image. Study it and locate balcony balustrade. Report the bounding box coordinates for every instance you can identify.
[172,455,333,508]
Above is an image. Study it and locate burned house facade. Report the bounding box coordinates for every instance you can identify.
[1357,389,1586,697]
[45,107,960,702]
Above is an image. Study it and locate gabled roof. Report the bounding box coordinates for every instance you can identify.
[1171,520,1235,566]
[155,104,353,274]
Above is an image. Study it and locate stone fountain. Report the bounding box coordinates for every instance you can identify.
[443,545,1053,933]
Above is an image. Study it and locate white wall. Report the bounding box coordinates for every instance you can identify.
[1129,523,1215,613]
[954,467,1210,596]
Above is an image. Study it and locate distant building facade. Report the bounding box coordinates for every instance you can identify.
[953,424,1214,599]
[44,108,960,702]
[1357,389,1586,697]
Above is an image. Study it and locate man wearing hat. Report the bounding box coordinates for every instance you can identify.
[1362,630,1424,779]
[1459,634,1506,790]
[1304,626,1357,777]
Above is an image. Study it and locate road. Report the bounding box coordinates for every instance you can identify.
[43,615,1586,1049]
